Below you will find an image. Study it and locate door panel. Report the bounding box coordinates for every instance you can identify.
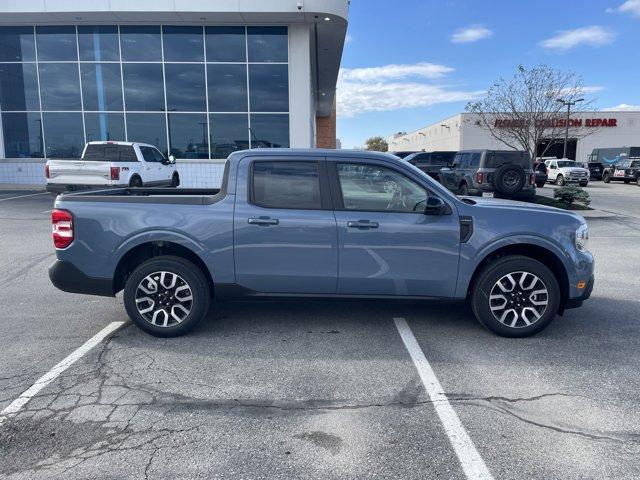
[233,158,338,294]
[331,160,460,297]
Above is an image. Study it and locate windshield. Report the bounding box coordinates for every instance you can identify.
[556,160,577,168]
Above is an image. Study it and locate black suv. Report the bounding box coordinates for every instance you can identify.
[439,149,535,198]
[603,159,640,185]
[404,151,456,180]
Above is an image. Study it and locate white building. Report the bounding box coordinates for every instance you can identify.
[389,112,640,162]
[0,0,349,186]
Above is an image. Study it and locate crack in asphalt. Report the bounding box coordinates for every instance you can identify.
[2,327,639,479]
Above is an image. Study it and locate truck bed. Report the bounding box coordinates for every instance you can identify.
[58,187,223,205]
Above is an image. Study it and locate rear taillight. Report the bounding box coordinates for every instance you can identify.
[110,166,120,180]
[45,164,50,179]
[530,173,536,185]
[476,172,484,184]
[52,209,73,249]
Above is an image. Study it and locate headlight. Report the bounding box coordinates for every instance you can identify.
[575,223,589,252]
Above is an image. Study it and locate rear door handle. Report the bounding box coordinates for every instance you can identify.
[347,220,379,229]
[248,217,279,226]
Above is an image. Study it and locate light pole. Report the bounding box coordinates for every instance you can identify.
[556,98,583,159]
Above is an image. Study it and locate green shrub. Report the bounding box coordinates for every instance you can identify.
[554,185,591,207]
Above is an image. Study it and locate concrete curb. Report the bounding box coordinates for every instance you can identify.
[0,183,46,191]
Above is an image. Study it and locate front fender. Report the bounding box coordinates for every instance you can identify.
[455,233,573,298]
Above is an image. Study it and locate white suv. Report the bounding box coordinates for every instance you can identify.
[46,141,179,193]
[545,158,590,187]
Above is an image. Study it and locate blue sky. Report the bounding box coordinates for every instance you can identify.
[337,0,640,148]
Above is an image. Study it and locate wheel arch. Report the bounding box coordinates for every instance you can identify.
[113,240,214,296]
[466,243,570,313]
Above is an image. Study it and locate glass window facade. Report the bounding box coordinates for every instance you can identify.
[0,25,289,159]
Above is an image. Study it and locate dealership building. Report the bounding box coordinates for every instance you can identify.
[0,0,348,186]
[389,112,640,162]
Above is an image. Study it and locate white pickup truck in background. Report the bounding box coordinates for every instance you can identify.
[45,141,180,193]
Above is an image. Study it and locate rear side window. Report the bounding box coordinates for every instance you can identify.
[469,153,481,167]
[459,153,471,168]
[252,161,321,209]
[83,144,137,161]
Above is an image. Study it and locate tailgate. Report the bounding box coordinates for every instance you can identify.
[47,159,113,185]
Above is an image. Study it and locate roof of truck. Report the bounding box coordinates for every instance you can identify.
[228,148,401,161]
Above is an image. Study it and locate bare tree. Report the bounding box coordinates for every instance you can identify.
[364,136,389,152]
[466,65,597,159]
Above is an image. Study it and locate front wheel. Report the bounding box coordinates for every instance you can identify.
[123,256,210,337]
[471,256,560,337]
[636,177,640,187]
[579,181,588,187]
[535,181,546,188]
[624,180,630,184]
[556,175,565,186]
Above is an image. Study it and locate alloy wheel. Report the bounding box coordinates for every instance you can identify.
[135,271,193,327]
[488,271,549,328]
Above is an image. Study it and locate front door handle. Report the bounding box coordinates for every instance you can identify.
[248,217,279,226]
[347,220,379,229]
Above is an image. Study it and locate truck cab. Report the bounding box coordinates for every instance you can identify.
[45,141,179,192]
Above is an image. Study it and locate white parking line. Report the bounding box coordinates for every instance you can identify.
[0,192,49,202]
[393,317,494,480]
[0,321,126,427]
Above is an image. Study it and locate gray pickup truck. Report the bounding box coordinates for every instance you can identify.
[50,149,594,338]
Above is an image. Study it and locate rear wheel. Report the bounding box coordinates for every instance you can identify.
[459,182,469,196]
[556,175,565,186]
[636,177,640,187]
[471,255,560,337]
[624,180,630,184]
[129,176,143,188]
[535,181,546,188]
[603,173,611,183]
[123,256,210,337]
[171,172,180,187]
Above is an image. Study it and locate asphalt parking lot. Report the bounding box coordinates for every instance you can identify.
[0,184,639,479]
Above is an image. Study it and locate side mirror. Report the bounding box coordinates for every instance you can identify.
[424,196,448,216]
[168,155,176,164]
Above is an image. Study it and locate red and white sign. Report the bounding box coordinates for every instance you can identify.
[494,118,618,128]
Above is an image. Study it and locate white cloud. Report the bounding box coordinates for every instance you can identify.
[339,62,454,82]
[337,63,483,118]
[451,25,493,44]
[618,0,640,16]
[345,34,354,43]
[604,103,640,111]
[540,26,616,51]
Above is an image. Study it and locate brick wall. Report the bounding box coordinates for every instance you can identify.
[316,98,337,149]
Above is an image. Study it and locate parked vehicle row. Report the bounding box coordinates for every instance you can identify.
[45,141,180,193]
[49,149,594,338]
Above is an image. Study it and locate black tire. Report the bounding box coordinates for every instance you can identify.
[129,175,143,188]
[171,172,180,187]
[579,181,588,187]
[459,182,469,196]
[603,173,611,183]
[492,164,526,195]
[123,256,210,337]
[624,180,630,184]
[470,255,560,338]
[636,177,640,187]
[556,174,565,186]
[535,181,546,188]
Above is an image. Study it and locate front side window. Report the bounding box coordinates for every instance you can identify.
[139,146,157,162]
[337,163,428,213]
[252,161,321,209]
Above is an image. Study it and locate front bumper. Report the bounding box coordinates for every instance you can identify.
[49,260,114,297]
[565,274,594,310]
